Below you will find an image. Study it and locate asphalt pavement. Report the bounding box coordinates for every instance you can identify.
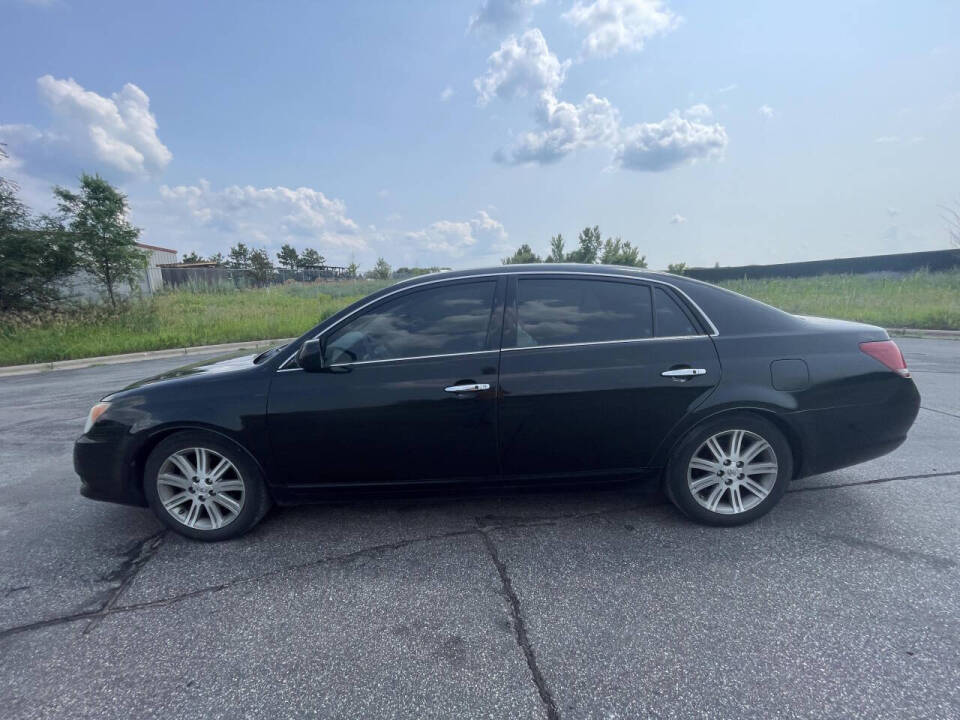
[0,338,957,719]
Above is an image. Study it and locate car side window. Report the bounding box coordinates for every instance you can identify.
[513,278,653,348]
[323,281,497,364]
[654,286,700,337]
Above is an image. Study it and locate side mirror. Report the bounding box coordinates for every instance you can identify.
[297,338,326,372]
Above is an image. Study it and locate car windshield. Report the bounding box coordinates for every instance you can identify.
[253,343,288,364]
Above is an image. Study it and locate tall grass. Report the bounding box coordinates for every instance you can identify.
[717,270,960,330]
[1,271,957,367]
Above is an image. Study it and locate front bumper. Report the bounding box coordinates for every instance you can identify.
[74,435,147,506]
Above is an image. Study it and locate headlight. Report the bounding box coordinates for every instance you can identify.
[83,402,111,434]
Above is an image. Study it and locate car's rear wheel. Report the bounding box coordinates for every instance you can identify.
[664,414,792,526]
[144,431,271,541]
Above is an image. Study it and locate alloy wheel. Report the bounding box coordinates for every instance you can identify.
[156,447,245,530]
[686,429,779,515]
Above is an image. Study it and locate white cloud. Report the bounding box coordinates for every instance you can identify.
[670,213,687,224]
[498,93,620,164]
[468,0,544,35]
[440,86,454,102]
[758,104,775,118]
[615,109,728,171]
[6,76,172,177]
[404,210,507,256]
[474,29,726,172]
[152,181,363,258]
[886,207,900,217]
[563,0,681,58]
[875,135,900,144]
[684,103,712,119]
[474,29,569,106]
[716,83,738,94]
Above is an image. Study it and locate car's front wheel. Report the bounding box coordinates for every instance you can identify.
[144,431,271,541]
[664,414,792,526]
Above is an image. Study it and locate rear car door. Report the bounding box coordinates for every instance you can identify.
[267,277,505,490]
[497,274,720,479]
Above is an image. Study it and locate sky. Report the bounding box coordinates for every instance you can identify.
[1,0,958,272]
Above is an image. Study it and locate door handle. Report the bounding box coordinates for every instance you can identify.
[444,383,491,393]
[661,368,707,377]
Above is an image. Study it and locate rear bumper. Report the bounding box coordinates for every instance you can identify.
[788,377,920,478]
[74,435,147,506]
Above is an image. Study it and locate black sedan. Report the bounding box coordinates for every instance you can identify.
[75,265,920,540]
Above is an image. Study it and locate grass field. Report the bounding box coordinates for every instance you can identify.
[1,271,957,366]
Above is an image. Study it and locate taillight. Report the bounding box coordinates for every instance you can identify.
[859,340,910,377]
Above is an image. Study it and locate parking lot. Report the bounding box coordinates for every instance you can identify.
[0,337,957,719]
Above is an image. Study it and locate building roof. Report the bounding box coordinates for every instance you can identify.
[135,242,178,254]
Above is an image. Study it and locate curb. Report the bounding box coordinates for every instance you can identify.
[887,328,960,340]
[0,338,297,378]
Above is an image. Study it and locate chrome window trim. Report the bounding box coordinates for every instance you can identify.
[501,334,708,353]
[277,348,498,372]
[276,270,719,371]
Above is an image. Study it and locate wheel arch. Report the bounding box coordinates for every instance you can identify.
[658,406,804,480]
[127,424,271,501]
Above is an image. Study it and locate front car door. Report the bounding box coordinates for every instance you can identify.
[267,277,505,492]
[497,273,720,480]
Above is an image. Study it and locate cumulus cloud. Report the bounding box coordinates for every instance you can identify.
[440,86,454,102]
[670,213,687,224]
[468,0,544,34]
[475,28,726,171]
[474,29,569,106]
[498,93,620,164]
[758,104,775,118]
[0,76,172,178]
[152,180,363,257]
[563,0,681,58]
[404,210,507,256]
[615,110,727,171]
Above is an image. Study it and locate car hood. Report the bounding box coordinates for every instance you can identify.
[118,351,259,393]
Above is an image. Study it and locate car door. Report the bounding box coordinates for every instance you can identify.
[267,277,505,489]
[497,274,720,479]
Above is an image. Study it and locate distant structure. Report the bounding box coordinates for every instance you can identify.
[64,242,177,300]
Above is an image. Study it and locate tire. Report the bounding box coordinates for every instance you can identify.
[664,414,792,526]
[144,431,272,541]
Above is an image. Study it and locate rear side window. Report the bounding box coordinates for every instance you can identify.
[514,278,653,348]
[323,281,497,363]
[654,287,700,337]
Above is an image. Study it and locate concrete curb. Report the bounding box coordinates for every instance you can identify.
[887,328,960,340]
[0,338,296,378]
[1,326,957,378]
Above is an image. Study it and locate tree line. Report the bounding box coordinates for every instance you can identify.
[502,226,648,267]
[1,159,147,316]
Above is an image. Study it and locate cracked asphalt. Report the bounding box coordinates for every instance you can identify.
[1,337,958,719]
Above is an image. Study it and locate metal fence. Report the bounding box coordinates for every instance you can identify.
[159,266,350,290]
[684,248,960,282]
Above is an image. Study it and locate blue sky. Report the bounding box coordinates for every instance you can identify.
[2,0,958,271]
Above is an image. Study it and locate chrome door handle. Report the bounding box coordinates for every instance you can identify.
[661,368,707,377]
[444,383,491,393]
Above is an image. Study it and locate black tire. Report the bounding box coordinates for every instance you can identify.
[144,431,272,541]
[664,413,792,526]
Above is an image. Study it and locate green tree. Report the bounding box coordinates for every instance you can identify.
[180,250,204,264]
[566,226,603,263]
[502,243,542,264]
[298,247,325,268]
[366,257,392,279]
[346,261,359,278]
[0,176,77,315]
[546,234,566,262]
[248,248,274,285]
[601,237,647,267]
[667,262,687,275]
[208,252,224,266]
[276,243,299,270]
[53,173,146,309]
[228,243,250,269]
